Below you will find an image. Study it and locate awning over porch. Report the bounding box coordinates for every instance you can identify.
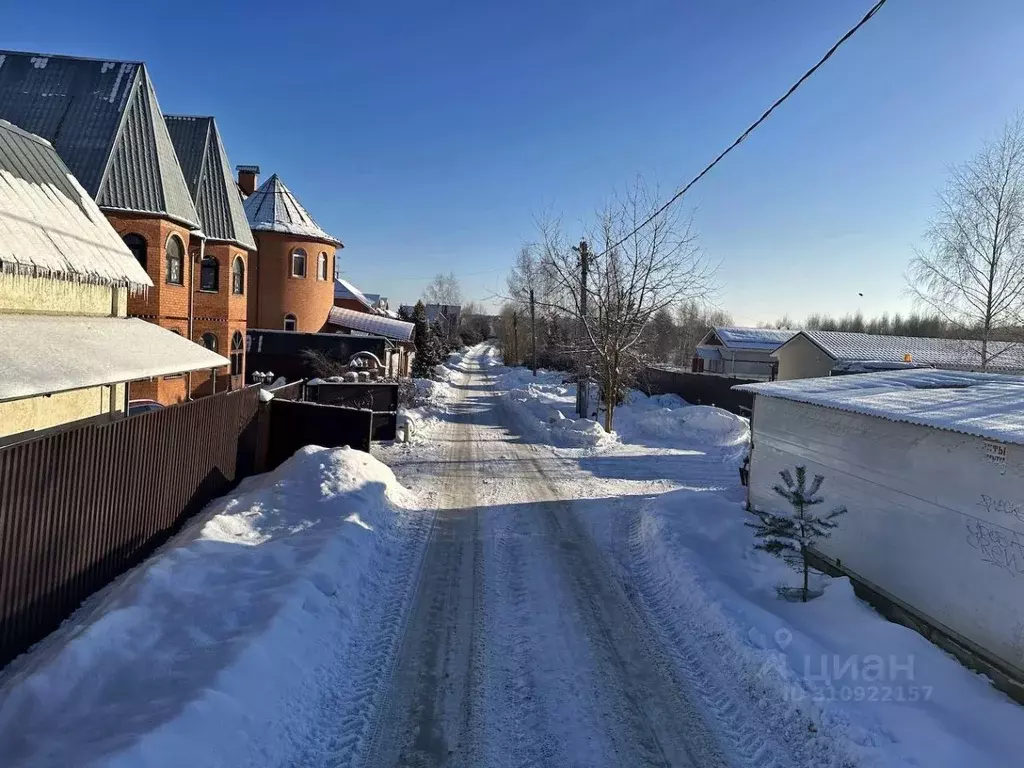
[0,314,230,403]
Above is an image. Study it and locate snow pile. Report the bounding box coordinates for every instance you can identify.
[614,392,749,451]
[496,368,612,448]
[631,486,1024,767]
[0,447,427,768]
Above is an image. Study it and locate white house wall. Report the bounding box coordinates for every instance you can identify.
[748,395,1024,676]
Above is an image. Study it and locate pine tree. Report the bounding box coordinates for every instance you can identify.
[411,300,438,378]
[746,466,847,602]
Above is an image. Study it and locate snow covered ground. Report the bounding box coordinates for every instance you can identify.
[0,447,431,768]
[1,344,1022,767]
[383,347,1024,768]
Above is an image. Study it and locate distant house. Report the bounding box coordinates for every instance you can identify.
[0,120,228,445]
[773,331,1024,380]
[695,327,797,380]
[737,369,1024,685]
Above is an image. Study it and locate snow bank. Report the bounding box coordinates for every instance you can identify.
[0,447,427,768]
[614,393,749,451]
[632,486,1024,767]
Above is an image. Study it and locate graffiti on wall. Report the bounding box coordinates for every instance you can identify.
[978,494,1024,525]
[965,517,1024,577]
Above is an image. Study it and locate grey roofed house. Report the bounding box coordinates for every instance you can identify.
[0,51,200,228]
[0,119,150,289]
[776,330,1024,375]
[164,116,256,250]
[242,174,342,246]
[399,303,462,327]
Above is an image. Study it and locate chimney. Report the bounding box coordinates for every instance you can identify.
[236,164,260,197]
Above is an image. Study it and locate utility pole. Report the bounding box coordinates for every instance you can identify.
[512,310,519,366]
[529,288,537,377]
[573,239,590,416]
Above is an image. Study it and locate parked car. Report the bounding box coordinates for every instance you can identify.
[127,399,164,417]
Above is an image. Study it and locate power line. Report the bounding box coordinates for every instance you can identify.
[595,0,890,259]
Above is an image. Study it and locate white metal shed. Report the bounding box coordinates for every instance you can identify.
[737,370,1024,678]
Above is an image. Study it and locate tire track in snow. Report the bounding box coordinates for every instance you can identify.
[623,507,800,768]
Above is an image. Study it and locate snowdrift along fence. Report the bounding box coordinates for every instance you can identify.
[643,367,757,416]
[0,386,261,668]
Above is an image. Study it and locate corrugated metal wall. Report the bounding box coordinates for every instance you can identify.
[0,386,260,667]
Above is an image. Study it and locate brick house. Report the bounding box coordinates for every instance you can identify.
[165,115,256,395]
[239,169,344,333]
[0,119,227,445]
[0,51,206,405]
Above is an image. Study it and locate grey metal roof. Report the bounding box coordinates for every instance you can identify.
[0,119,151,291]
[326,306,414,342]
[0,51,199,228]
[243,174,342,246]
[334,277,375,310]
[165,116,256,250]
[785,331,1024,372]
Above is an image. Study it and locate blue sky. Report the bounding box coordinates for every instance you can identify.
[4,0,1024,324]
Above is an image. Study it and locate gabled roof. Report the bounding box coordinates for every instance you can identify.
[0,119,151,291]
[0,315,228,403]
[325,305,414,342]
[736,369,1024,447]
[782,331,1024,371]
[0,51,200,228]
[334,277,375,310]
[700,326,797,351]
[242,174,341,246]
[164,116,255,250]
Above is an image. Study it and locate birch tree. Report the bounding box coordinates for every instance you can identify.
[539,177,715,430]
[908,115,1024,368]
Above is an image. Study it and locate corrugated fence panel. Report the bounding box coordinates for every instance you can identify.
[0,386,262,668]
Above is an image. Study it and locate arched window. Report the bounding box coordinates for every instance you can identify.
[165,235,185,285]
[290,248,307,278]
[230,331,244,376]
[283,313,297,332]
[123,233,147,271]
[200,256,219,292]
[232,256,245,294]
[317,252,328,280]
[201,332,218,352]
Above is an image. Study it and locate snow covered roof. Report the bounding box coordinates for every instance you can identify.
[0,314,229,402]
[242,174,342,246]
[325,306,414,342]
[737,369,1024,446]
[0,119,151,291]
[164,116,256,250]
[0,51,200,228]
[334,278,374,310]
[784,331,1024,371]
[703,327,798,351]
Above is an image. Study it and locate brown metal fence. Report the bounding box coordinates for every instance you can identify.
[0,387,260,667]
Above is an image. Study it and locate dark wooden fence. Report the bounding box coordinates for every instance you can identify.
[643,366,757,416]
[305,382,399,441]
[265,400,374,470]
[0,387,260,667]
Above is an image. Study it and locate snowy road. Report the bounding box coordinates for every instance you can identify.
[364,349,728,768]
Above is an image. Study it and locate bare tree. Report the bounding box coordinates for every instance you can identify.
[539,177,716,430]
[422,271,462,306]
[908,115,1024,368]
